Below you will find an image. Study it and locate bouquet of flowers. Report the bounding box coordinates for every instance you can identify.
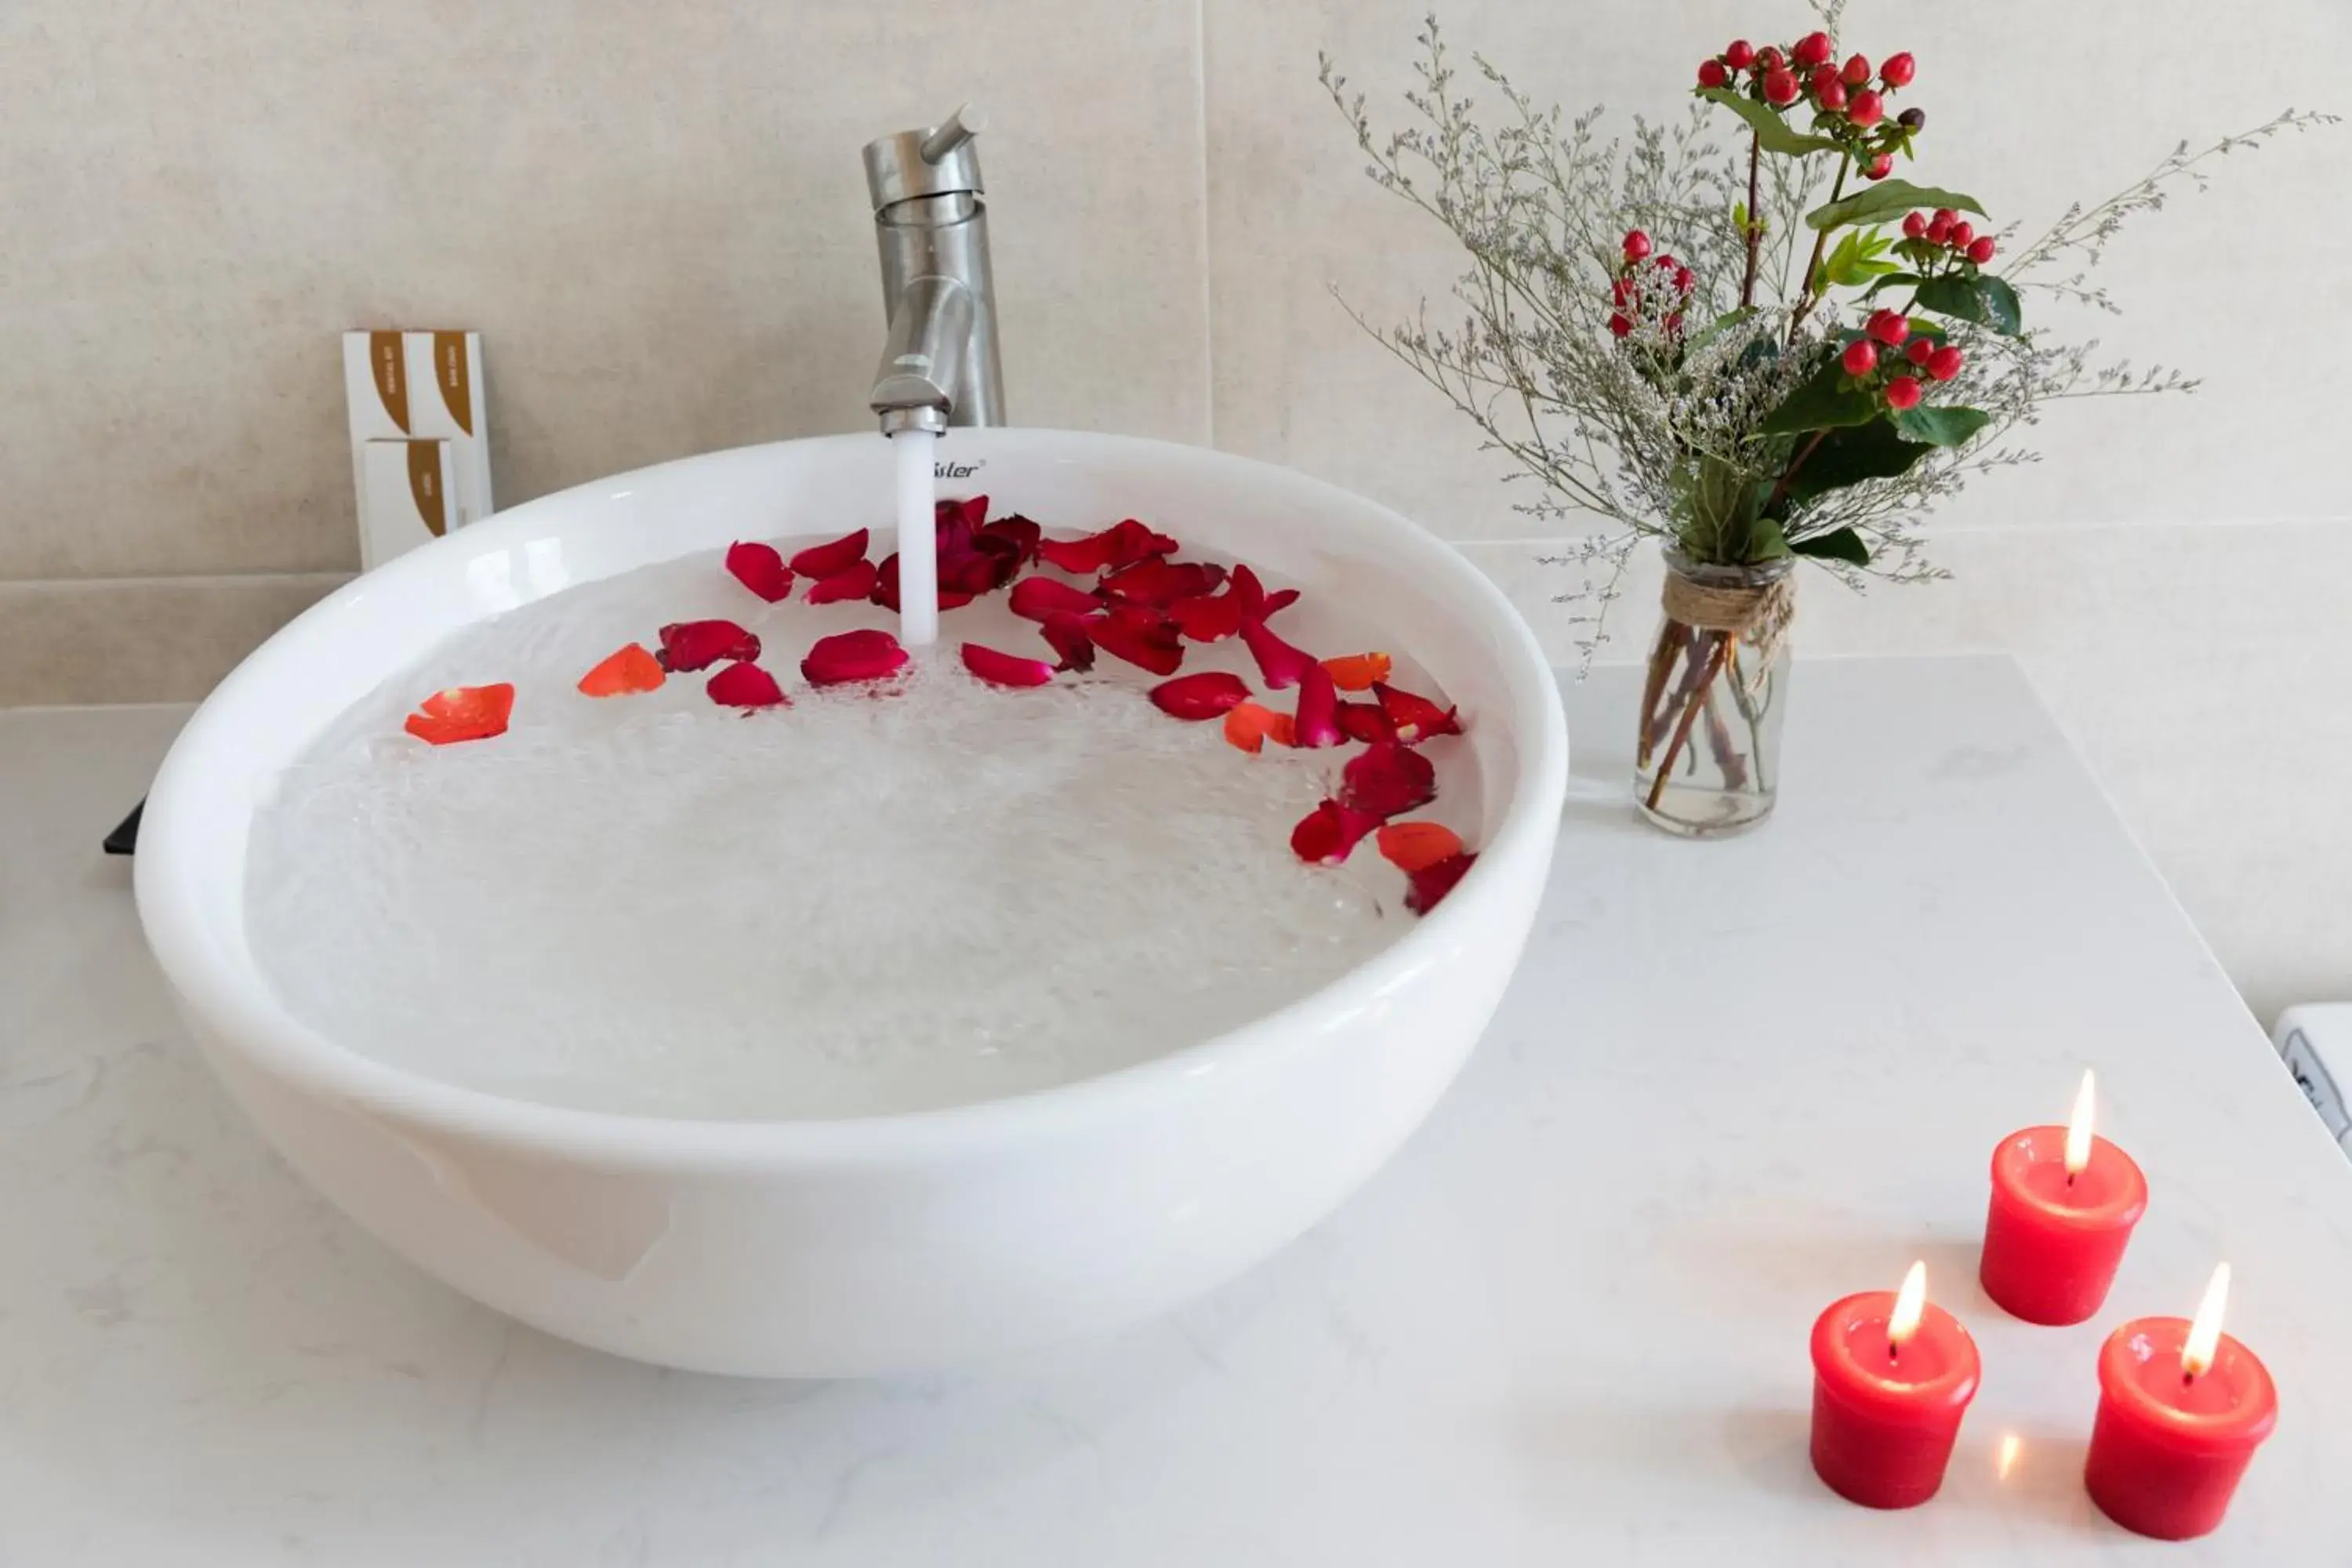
[1324,8,2328,833]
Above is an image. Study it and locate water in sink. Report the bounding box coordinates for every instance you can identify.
[240,527,1477,1121]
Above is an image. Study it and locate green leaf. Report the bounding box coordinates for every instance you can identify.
[1819,228,1900,289]
[1806,180,1986,233]
[1789,527,1871,565]
[1784,417,1936,503]
[1860,270,1922,300]
[1913,273,2024,336]
[1697,86,1844,157]
[1747,516,1795,561]
[1759,359,1880,435]
[1890,404,1992,447]
[1684,305,1761,355]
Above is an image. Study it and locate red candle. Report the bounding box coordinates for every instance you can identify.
[1809,1261,1981,1508]
[1980,1070,2147,1324]
[2085,1265,2278,1540]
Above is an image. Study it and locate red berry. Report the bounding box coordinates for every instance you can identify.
[1811,70,1846,111]
[1759,45,1784,69]
[1867,309,1909,347]
[1880,52,1916,88]
[1763,68,1801,106]
[1932,207,1957,226]
[1725,39,1755,69]
[1841,339,1878,376]
[1925,214,1953,245]
[1609,313,1634,339]
[1846,89,1885,127]
[1665,310,1685,334]
[1698,59,1730,89]
[1793,31,1834,67]
[1967,236,1997,264]
[1927,345,1965,382]
[1884,375,1924,411]
[1865,154,1894,180]
[1611,276,1638,307]
[1905,337,1936,366]
[1622,230,1652,260]
[1947,220,1974,248]
[1901,212,1927,239]
[1842,54,1871,85]
[1673,264,1695,292]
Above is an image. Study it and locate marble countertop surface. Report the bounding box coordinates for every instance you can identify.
[5,656,2349,1566]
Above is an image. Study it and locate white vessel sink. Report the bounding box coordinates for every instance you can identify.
[135,430,1568,1377]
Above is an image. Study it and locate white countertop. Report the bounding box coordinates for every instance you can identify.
[5,657,2349,1566]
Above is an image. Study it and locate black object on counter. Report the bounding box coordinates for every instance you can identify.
[103,800,143,857]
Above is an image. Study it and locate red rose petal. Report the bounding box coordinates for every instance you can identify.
[1292,661,1342,748]
[1290,799,1382,866]
[1338,740,1437,818]
[1405,851,1477,914]
[1099,557,1228,608]
[1240,615,1319,690]
[1377,821,1465,873]
[1337,699,1396,743]
[789,528,869,579]
[802,628,910,686]
[1010,575,1103,621]
[657,619,760,673]
[1167,561,1268,642]
[1039,612,1098,672]
[1262,587,1302,619]
[724,541,794,603]
[404,682,514,746]
[804,557,879,604]
[1035,518,1178,575]
[706,661,789,709]
[1374,681,1463,743]
[577,642,666,697]
[938,494,989,546]
[960,641,1056,688]
[870,554,975,615]
[1088,604,1185,676]
[979,514,1042,567]
[1149,671,1251,720]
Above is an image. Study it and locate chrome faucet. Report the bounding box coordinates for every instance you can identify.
[864,104,1004,434]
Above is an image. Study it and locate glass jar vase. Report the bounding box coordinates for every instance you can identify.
[1633,550,1795,837]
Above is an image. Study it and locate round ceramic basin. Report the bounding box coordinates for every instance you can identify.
[135,430,1568,1377]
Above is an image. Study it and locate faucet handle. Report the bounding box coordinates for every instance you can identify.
[920,103,987,165]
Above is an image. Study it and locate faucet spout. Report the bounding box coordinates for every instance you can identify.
[870,275,975,436]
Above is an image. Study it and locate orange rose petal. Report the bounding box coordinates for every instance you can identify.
[1376,820,1465,873]
[1323,651,1393,691]
[1223,699,1279,753]
[1265,711,1296,748]
[577,642,666,698]
[404,682,515,746]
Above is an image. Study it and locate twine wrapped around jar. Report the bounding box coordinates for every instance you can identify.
[1661,569,1795,701]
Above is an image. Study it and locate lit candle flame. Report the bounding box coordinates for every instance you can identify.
[2065,1069,2096,1178]
[2182,1262,2230,1380]
[1996,1432,2023,1480]
[1889,1260,1929,1348]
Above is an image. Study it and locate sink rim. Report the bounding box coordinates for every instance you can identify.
[136,429,1569,1168]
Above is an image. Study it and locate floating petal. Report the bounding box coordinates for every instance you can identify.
[1292,661,1341,748]
[1374,681,1463,743]
[870,554,974,614]
[404,682,514,746]
[1010,575,1103,621]
[1405,851,1477,914]
[724,541,793,603]
[1149,671,1251,720]
[1222,699,1297,753]
[960,642,1056,688]
[1323,652,1392,691]
[1039,612,1098,673]
[577,642,666,698]
[804,557,878,604]
[1167,562,1267,643]
[1034,518,1178,575]
[788,527,869,579]
[1339,741,1437,818]
[1290,800,1382,866]
[979,514,1042,567]
[1240,615,1318,690]
[706,662,788,709]
[657,619,760,672]
[1377,821,1465,873]
[802,628,909,686]
[1337,700,1396,744]
[1099,557,1228,608]
[1088,604,1185,676]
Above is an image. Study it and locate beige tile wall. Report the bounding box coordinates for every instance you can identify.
[5,2,2347,1015]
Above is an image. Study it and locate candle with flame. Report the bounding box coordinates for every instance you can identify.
[2084,1263,2278,1540]
[1808,1261,1982,1508]
[1980,1069,2148,1324]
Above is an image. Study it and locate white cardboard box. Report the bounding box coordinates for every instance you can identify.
[343,331,492,543]
[357,437,457,569]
